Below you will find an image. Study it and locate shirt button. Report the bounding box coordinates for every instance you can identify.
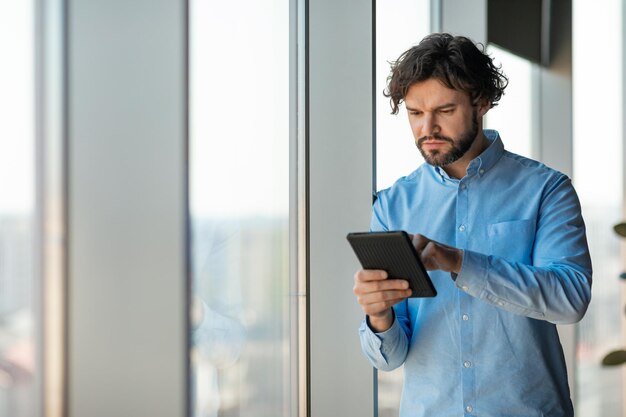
[498,301,505,306]
[462,314,469,321]
[461,285,469,291]
[466,405,473,413]
[479,169,485,175]
[463,361,471,368]
[460,184,466,190]
[459,224,466,232]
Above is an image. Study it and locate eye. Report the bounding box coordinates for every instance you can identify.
[440,108,454,114]
[409,110,422,116]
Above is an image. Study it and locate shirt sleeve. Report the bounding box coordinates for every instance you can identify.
[358,191,411,370]
[370,190,389,232]
[358,305,410,371]
[454,175,592,324]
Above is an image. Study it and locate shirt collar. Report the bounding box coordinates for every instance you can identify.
[468,129,504,176]
[433,129,505,181]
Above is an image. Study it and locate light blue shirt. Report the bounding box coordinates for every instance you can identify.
[359,130,592,417]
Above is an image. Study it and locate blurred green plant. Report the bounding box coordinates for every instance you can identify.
[614,222,626,238]
[602,350,626,366]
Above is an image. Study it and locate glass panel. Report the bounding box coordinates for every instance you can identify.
[375,2,430,416]
[0,1,38,416]
[573,1,624,416]
[484,44,534,158]
[375,0,430,192]
[189,1,292,416]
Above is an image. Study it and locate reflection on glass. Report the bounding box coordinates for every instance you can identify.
[0,1,37,417]
[189,0,290,416]
[573,1,624,416]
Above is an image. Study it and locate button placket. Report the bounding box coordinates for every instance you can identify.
[456,162,475,414]
[459,292,475,417]
[456,178,468,240]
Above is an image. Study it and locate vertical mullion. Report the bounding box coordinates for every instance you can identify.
[289,0,309,414]
[183,0,191,416]
[67,1,187,416]
[38,0,68,415]
[371,2,378,416]
[308,0,374,416]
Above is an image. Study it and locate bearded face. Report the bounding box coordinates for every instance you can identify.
[404,79,486,171]
[415,109,479,167]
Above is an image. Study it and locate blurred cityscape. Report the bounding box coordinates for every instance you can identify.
[576,204,624,417]
[191,216,291,417]
[0,214,35,417]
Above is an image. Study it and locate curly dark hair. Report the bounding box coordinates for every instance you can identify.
[384,33,508,114]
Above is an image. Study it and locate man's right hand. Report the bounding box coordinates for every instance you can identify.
[353,269,412,332]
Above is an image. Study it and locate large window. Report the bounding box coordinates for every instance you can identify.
[0,1,39,416]
[189,1,295,416]
[573,0,624,415]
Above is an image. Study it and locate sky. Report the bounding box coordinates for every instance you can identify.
[0,0,35,215]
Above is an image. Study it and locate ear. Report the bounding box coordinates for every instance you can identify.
[476,99,491,118]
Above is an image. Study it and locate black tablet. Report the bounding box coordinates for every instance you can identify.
[346,231,436,298]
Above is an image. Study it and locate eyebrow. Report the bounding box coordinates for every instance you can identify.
[406,102,457,112]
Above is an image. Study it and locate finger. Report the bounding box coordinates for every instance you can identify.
[357,289,412,306]
[420,241,439,270]
[354,278,409,295]
[421,241,462,272]
[354,269,388,283]
[412,233,431,254]
[361,295,411,316]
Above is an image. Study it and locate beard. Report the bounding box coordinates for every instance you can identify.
[416,110,479,167]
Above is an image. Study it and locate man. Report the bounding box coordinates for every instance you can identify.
[353,33,592,417]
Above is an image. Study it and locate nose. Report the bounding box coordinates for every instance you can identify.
[420,113,439,137]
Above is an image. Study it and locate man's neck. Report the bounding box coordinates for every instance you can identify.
[441,131,490,180]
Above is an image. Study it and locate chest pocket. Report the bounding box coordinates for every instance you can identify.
[488,219,536,264]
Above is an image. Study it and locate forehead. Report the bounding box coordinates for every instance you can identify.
[404,78,471,109]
